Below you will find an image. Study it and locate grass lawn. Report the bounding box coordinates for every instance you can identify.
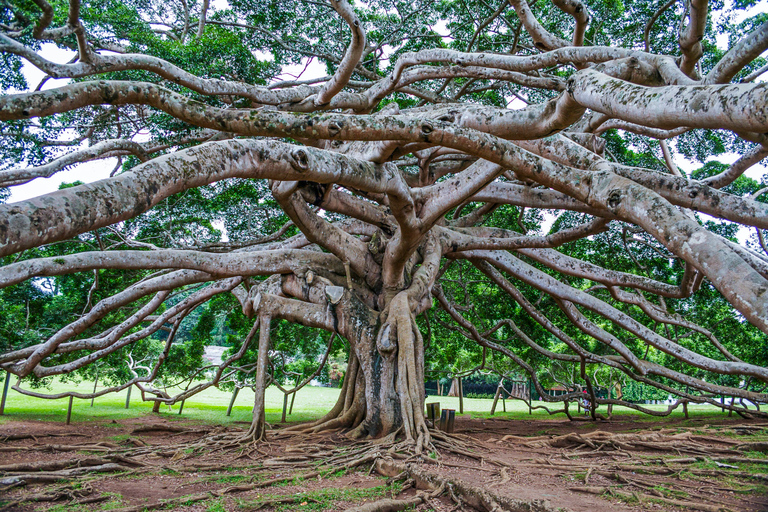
[0,374,738,426]
[0,377,342,426]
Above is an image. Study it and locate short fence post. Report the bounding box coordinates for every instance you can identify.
[528,379,532,415]
[439,409,456,433]
[91,372,99,407]
[490,380,502,416]
[226,387,240,417]
[0,371,10,415]
[66,395,74,425]
[426,402,440,424]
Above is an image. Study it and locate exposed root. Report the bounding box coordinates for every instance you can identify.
[373,457,562,512]
[345,485,445,512]
[0,441,119,453]
[0,483,95,509]
[569,486,734,512]
[526,429,740,455]
[280,351,366,435]
[344,495,426,512]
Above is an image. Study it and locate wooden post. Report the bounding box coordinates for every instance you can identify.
[281,393,288,423]
[178,399,185,415]
[0,371,10,416]
[289,391,296,415]
[426,402,440,423]
[528,379,532,415]
[439,409,456,433]
[124,385,132,409]
[226,387,240,417]
[66,395,74,425]
[458,377,464,415]
[90,372,99,407]
[490,380,503,415]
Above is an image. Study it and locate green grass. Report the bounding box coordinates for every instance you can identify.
[40,493,123,512]
[0,376,748,427]
[205,498,228,512]
[0,377,342,426]
[236,481,399,512]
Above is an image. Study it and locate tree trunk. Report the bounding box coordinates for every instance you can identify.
[292,289,430,452]
[448,378,460,397]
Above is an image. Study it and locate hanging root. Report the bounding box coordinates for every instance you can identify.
[389,292,431,455]
[277,349,368,438]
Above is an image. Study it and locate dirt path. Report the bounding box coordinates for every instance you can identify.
[1,414,766,512]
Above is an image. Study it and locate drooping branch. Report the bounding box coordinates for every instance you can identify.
[0,139,411,257]
[567,68,768,133]
[0,139,149,186]
[0,249,345,289]
[507,0,569,50]
[439,217,609,252]
[552,0,589,46]
[314,0,366,107]
[705,20,768,84]
[701,145,768,189]
[678,0,709,77]
[468,249,768,381]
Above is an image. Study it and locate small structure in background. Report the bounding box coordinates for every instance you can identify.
[203,346,226,371]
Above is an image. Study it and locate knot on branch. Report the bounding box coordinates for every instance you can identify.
[290,149,310,172]
[421,123,434,135]
[327,122,342,137]
[376,323,397,355]
[607,190,623,209]
[565,76,576,95]
[326,285,345,305]
[437,111,456,123]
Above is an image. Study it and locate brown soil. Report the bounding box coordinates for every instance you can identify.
[1,413,767,512]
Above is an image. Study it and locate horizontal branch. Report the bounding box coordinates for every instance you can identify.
[0,249,345,289]
[567,68,768,133]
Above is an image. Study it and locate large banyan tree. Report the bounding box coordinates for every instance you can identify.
[1,0,768,448]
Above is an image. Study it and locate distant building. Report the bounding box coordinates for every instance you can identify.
[203,346,226,367]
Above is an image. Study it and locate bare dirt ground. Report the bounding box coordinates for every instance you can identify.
[1,413,767,512]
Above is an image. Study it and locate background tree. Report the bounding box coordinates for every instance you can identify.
[1,0,768,450]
